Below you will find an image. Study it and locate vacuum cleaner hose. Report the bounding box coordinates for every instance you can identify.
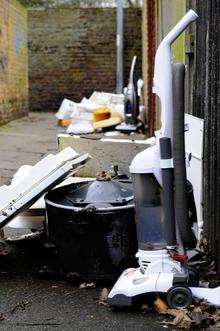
[172,63,197,250]
[159,137,177,247]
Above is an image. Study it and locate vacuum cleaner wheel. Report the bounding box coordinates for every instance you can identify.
[167,286,192,309]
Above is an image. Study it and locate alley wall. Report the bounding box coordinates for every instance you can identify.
[28,5,142,111]
[0,0,28,125]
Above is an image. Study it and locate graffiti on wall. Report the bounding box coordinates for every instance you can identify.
[14,12,27,56]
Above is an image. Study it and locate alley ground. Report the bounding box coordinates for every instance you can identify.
[0,113,168,330]
[0,113,60,186]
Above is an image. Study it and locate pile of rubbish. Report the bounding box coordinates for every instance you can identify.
[56,55,144,135]
[56,92,126,134]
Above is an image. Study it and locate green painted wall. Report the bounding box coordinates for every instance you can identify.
[157,0,186,63]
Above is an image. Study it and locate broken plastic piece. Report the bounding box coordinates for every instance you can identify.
[0,147,90,229]
[66,121,94,135]
[93,116,122,129]
[93,107,111,122]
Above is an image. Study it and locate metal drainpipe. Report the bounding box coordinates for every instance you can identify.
[116,0,124,94]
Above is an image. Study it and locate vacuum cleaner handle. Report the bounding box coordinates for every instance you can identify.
[129,55,137,83]
[153,9,198,140]
[161,10,198,46]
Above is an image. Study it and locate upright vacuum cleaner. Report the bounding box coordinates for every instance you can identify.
[116,56,142,133]
[108,10,199,309]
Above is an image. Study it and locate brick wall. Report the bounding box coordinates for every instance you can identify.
[0,0,28,125]
[28,6,142,111]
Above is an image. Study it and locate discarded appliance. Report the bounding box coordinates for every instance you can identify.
[107,10,220,309]
[144,113,204,238]
[0,147,90,230]
[45,176,137,279]
[116,56,142,133]
[5,178,93,232]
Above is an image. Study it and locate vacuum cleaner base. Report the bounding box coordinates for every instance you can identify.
[108,267,192,308]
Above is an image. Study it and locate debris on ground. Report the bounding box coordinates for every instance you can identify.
[140,303,151,315]
[66,120,94,135]
[63,290,72,297]
[6,231,44,242]
[51,285,59,289]
[154,297,168,314]
[57,119,71,127]
[37,265,55,278]
[161,309,192,329]
[11,300,31,314]
[66,272,80,285]
[127,296,220,329]
[158,298,220,329]
[0,313,5,321]
[79,282,96,289]
[98,288,109,306]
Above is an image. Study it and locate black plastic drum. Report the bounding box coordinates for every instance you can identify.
[45,179,137,280]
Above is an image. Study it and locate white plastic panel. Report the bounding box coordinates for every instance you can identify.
[185,114,204,233]
[190,287,220,307]
[0,147,90,228]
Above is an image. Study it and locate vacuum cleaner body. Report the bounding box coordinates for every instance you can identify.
[108,10,199,308]
[116,56,141,133]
